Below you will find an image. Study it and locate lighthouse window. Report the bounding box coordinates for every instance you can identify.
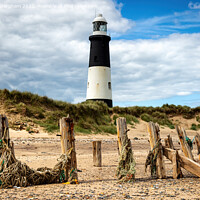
[93,21,107,32]
[108,82,111,90]
[100,24,107,32]
[87,82,89,88]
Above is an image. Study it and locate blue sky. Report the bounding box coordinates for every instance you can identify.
[120,0,189,19]
[113,0,200,107]
[0,0,200,107]
[117,0,200,39]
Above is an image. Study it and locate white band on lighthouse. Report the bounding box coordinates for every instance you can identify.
[86,66,112,100]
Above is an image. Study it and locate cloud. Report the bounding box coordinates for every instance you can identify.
[130,9,200,39]
[111,33,200,103]
[0,0,200,106]
[188,1,200,9]
[0,0,132,102]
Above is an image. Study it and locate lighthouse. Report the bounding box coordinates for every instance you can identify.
[86,14,113,107]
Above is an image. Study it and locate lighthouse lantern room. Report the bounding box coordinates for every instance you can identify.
[86,14,113,107]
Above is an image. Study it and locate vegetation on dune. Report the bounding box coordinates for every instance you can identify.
[0,89,200,134]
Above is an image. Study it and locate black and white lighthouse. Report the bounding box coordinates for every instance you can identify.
[86,14,112,107]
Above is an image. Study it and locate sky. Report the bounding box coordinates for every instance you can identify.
[0,0,200,107]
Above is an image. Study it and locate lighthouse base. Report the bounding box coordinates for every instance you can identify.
[86,99,113,108]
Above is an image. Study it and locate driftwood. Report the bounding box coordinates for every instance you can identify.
[163,147,200,178]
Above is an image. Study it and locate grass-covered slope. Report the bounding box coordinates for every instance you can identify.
[1,89,200,134]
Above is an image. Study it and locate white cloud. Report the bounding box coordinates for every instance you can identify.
[188,1,200,9]
[0,0,132,103]
[0,0,200,106]
[111,33,200,103]
[177,92,192,96]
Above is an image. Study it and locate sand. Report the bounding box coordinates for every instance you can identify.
[0,121,200,200]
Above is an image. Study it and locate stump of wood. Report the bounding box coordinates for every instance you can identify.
[92,141,102,167]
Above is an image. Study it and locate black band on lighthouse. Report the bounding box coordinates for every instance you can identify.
[87,99,113,107]
[89,35,111,67]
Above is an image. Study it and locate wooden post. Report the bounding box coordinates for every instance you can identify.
[172,150,183,179]
[59,117,77,181]
[195,133,200,160]
[176,126,194,160]
[0,114,10,146]
[60,118,68,154]
[147,122,166,179]
[116,117,127,154]
[92,141,102,167]
[117,141,120,155]
[165,135,175,149]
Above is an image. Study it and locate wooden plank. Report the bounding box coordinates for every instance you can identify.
[92,141,102,167]
[163,147,200,177]
[195,133,200,160]
[116,117,127,154]
[176,126,194,160]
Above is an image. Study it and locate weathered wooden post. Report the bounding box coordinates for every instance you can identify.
[92,141,102,167]
[164,135,175,149]
[59,116,77,181]
[0,115,2,139]
[176,126,194,160]
[172,150,183,179]
[116,117,136,182]
[147,122,166,179]
[0,114,10,146]
[116,117,127,154]
[195,133,200,160]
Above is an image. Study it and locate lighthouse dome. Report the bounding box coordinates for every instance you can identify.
[93,14,107,23]
[92,14,107,35]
